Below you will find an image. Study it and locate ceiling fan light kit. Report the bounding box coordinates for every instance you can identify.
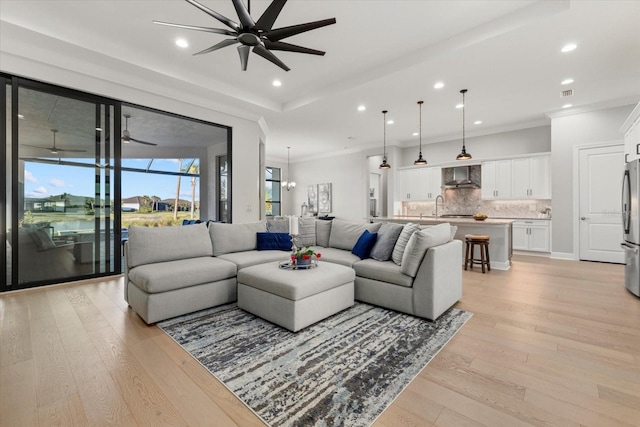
[154,0,336,72]
[122,114,158,146]
[379,110,391,170]
[456,89,472,161]
[22,129,87,154]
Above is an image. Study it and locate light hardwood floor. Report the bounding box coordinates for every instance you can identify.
[1,255,639,426]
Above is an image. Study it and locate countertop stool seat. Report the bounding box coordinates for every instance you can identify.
[464,234,491,273]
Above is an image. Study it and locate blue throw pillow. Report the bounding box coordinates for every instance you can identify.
[257,232,292,251]
[351,230,378,259]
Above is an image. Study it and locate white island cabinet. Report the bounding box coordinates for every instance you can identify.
[513,219,551,252]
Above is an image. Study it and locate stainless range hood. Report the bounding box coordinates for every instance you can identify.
[443,165,481,188]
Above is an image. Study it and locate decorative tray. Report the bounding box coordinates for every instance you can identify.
[279,260,318,270]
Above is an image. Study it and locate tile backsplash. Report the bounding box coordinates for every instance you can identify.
[398,188,551,219]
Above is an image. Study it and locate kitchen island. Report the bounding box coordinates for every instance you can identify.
[371,216,513,270]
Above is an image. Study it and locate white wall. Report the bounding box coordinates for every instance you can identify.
[550,105,634,257]
[1,33,262,224]
[399,126,551,166]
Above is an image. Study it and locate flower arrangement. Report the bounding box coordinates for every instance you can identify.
[291,245,322,263]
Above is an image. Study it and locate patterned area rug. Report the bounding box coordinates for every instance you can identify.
[158,303,472,427]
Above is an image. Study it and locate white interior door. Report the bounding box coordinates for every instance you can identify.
[579,144,624,263]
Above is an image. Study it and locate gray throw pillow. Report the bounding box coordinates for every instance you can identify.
[400,223,451,277]
[391,223,421,265]
[297,217,316,246]
[266,218,289,233]
[370,223,404,261]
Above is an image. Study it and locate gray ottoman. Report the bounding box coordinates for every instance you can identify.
[237,261,356,332]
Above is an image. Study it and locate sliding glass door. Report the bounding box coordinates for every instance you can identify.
[5,78,120,289]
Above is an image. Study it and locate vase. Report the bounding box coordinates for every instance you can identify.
[296,257,311,267]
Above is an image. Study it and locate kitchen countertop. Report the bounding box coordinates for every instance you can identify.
[371,216,514,225]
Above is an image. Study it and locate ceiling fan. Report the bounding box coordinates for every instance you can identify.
[22,129,87,154]
[153,0,336,72]
[122,114,158,146]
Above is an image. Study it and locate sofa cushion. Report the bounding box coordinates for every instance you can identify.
[128,256,237,294]
[391,223,421,265]
[209,221,266,256]
[328,220,382,251]
[401,223,452,277]
[352,259,414,288]
[315,220,332,247]
[127,223,212,268]
[370,223,403,262]
[297,217,317,246]
[352,230,377,259]
[257,232,292,251]
[309,246,361,267]
[218,250,289,270]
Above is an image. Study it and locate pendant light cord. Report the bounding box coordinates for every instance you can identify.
[462,90,466,150]
[418,101,423,154]
[383,110,387,159]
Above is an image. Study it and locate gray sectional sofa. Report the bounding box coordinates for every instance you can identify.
[124,218,462,325]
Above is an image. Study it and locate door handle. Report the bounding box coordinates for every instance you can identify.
[621,242,638,253]
[581,217,588,220]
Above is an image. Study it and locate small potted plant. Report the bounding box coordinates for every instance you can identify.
[291,245,322,267]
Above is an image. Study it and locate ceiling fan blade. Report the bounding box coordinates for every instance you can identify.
[56,148,87,153]
[264,18,336,42]
[255,0,287,31]
[184,0,239,32]
[193,38,239,56]
[264,40,325,56]
[238,45,250,71]
[129,137,158,146]
[152,21,236,36]
[253,45,290,71]
[231,0,255,29]
[21,144,48,150]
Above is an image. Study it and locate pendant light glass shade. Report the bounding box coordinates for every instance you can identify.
[414,100,427,165]
[379,110,391,169]
[281,146,296,191]
[456,89,472,161]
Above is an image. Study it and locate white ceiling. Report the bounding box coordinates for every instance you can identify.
[1,0,639,162]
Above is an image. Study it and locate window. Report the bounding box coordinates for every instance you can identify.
[266,167,281,216]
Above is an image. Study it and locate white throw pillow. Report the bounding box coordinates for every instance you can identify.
[400,223,452,277]
[391,223,421,265]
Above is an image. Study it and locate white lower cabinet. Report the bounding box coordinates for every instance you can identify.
[513,220,551,252]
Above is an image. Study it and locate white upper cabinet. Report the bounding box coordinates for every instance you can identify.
[396,167,441,201]
[481,160,512,199]
[512,155,551,199]
[622,103,640,163]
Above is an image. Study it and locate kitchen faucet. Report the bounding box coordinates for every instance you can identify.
[435,195,444,218]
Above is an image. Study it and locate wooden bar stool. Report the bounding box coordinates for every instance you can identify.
[464,234,491,273]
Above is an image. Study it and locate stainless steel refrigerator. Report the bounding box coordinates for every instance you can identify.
[621,159,640,297]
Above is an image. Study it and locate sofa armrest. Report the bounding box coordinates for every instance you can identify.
[411,239,462,320]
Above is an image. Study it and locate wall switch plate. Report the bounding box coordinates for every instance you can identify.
[246,205,252,212]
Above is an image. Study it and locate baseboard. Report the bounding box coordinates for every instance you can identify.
[513,250,551,258]
[491,260,511,270]
[551,251,576,260]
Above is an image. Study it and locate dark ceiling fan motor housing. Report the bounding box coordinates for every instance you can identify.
[154,0,337,71]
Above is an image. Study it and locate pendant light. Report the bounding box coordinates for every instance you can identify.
[281,146,296,191]
[414,100,427,165]
[379,110,391,170]
[456,89,472,160]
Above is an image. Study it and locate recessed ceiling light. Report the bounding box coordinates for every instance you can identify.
[561,78,574,85]
[175,38,189,48]
[272,80,282,87]
[387,120,394,125]
[474,120,482,125]
[18,114,25,119]
[357,105,366,112]
[561,43,577,53]
[455,103,464,109]
[433,81,444,89]
[412,132,419,136]
[562,103,573,109]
